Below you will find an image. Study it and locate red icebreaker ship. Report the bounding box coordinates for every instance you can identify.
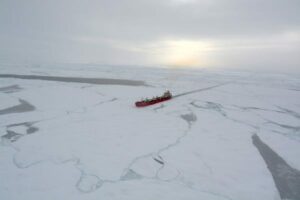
[135,91,172,107]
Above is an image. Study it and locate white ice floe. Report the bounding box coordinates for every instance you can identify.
[1,64,299,200]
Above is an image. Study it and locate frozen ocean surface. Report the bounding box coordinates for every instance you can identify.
[0,64,300,200]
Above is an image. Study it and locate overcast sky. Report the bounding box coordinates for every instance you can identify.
[0,0,299,72]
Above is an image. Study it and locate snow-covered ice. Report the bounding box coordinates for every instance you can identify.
[1,64,300,200]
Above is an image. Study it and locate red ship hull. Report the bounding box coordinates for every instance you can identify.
[135,96,171,107]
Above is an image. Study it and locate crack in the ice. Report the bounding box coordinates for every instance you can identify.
[180,112,198,129]
[13,154,47,169]
[119,111,196,184]
[190,100,259,130]
[252,134,300,200]
[0,96,122,193]
[226,116,260,130]
[0,74,148,86]
[11,152,106,193]
[270,130,300,143]
[156,112,195,155]
[1,121,39,143]
[1,130,23,142]
[263,120,300,143]
[51,157,107,193]
[173,82,231,98]
[0,84,23,93]
[120,169,143,181]
[233,105,284,114]
[94,98,118,106]
[2,129,102,193]
[0,98,35,115]
[266,121,300,133]
[121,152,154,179]
[276,106,300,120]
[134,111,196,182]
[76,171,104,193]
[65,98,118,115]
[190,101,227,117]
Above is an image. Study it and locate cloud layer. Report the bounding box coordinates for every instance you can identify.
[0,0,299,71]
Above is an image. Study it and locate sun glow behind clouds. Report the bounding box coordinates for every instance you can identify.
[159,40,215,68]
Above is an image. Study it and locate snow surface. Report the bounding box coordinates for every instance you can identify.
[1,64,300,200]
